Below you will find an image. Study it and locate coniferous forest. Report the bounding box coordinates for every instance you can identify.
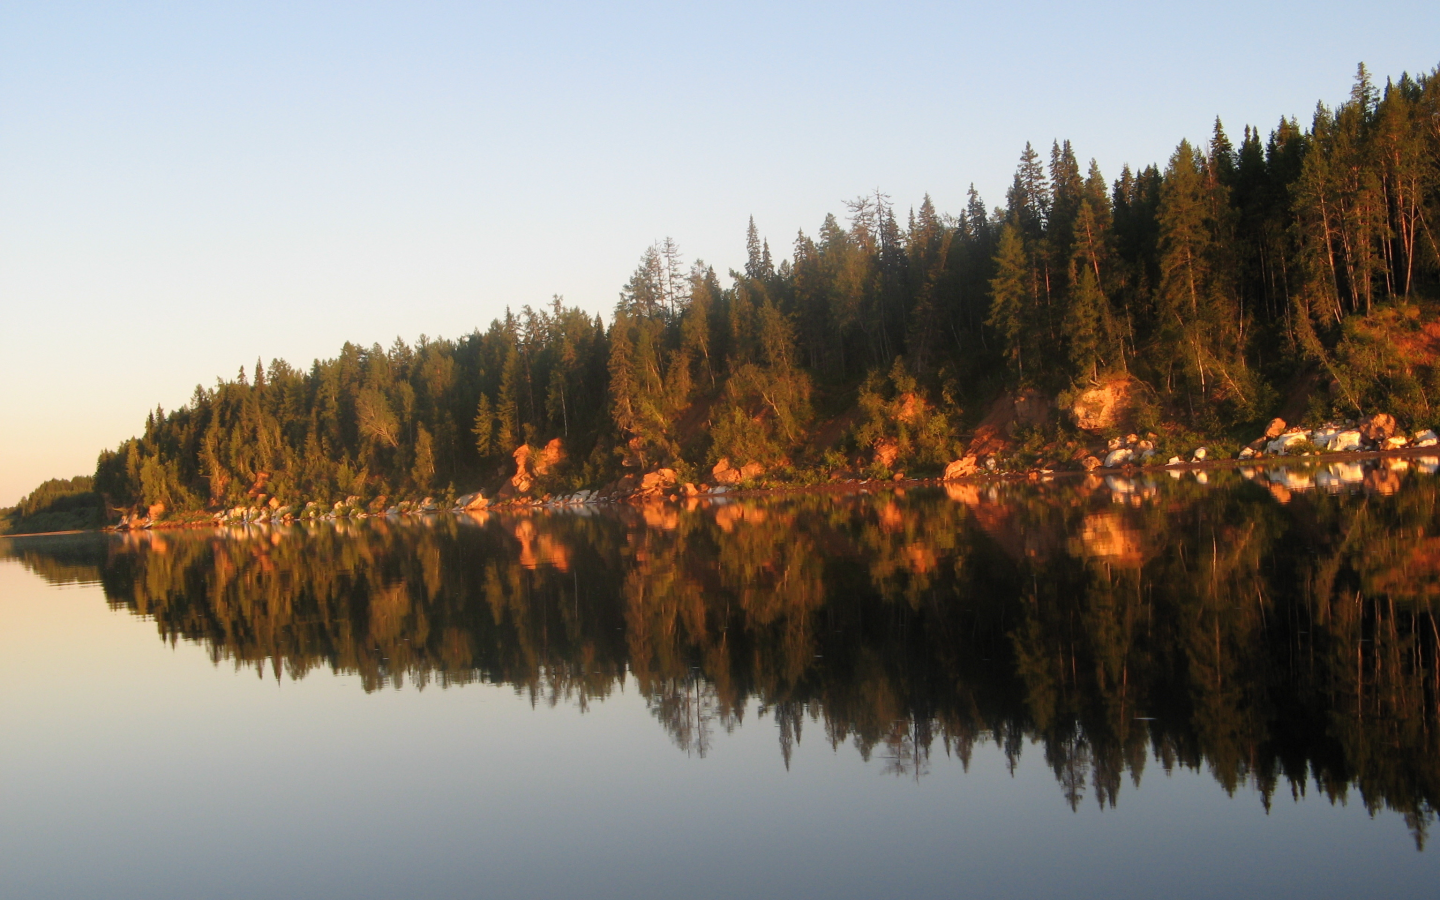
[50,64,1440,519]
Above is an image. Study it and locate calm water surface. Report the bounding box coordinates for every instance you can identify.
[4,460,1440,898]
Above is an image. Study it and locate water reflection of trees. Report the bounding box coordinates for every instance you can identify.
[5,468,1440,843]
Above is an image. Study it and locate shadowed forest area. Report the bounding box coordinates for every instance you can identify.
[44,62,1439,522]
[0,477,105,535]
[7,464,1440,845]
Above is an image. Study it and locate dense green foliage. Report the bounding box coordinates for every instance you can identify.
[82,63,1440,515]
[0,476,103,535]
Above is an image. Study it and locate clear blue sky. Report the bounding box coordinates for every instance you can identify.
[2,1,1436,505]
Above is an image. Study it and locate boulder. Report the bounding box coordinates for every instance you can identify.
[712,458,740,485]
[510,445,536,494]
[1238,447,1256,459]
[1266,432,1309,455]
[1319,430,1362,453]
[1414,429,1439,448]
[1068,378,1133,432]
[1081,456,1102,472]
[456,491,489,511]
[1383,435,1409,451]
[1167,456,1183,466]
[639,468,679,494]
[1263,417,1288,440]
[1103,448,1133,468]
[1359,413,1397,443]
[943,456,979,480]
[1192,448,1208,462]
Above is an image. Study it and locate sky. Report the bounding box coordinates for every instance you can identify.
[2,0,1437,505]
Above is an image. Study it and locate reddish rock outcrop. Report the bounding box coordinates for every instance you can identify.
[942,456,978,480]
[1359,413,1397,443]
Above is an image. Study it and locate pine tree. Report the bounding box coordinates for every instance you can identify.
[496,348,520,452]
[988,224,1033,382]
[412,425,435,490]
[1063,259,1107,384]
[472,393,495,457]
[1006,143,1050,240]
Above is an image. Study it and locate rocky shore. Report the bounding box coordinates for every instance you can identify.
[107,410,1440,533]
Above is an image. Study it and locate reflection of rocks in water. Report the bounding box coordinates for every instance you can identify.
[1267,468,1313,493]
[640,503,679,531]
[1317,461,1366,491]
[944,482,980,505]
[1072,511,1145,567]
[1366,465,1402,496]
[713,502,766,532]
[512,518,571,570]
[1102,476,1160,507]
[878,501,905,532]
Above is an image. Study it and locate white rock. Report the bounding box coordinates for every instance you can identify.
[1103,448,1134,468]
[1413,429,1438,448]
[1323,430,1362,453]
[1238,447,1256,459]
[1167,456,1182,466]
[1272,468,1312,491]
[1105,476,1135,494]
[1192,448,1208,461]
[1266,432,1309,454]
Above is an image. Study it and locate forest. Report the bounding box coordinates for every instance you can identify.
[53,62,1440,518]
